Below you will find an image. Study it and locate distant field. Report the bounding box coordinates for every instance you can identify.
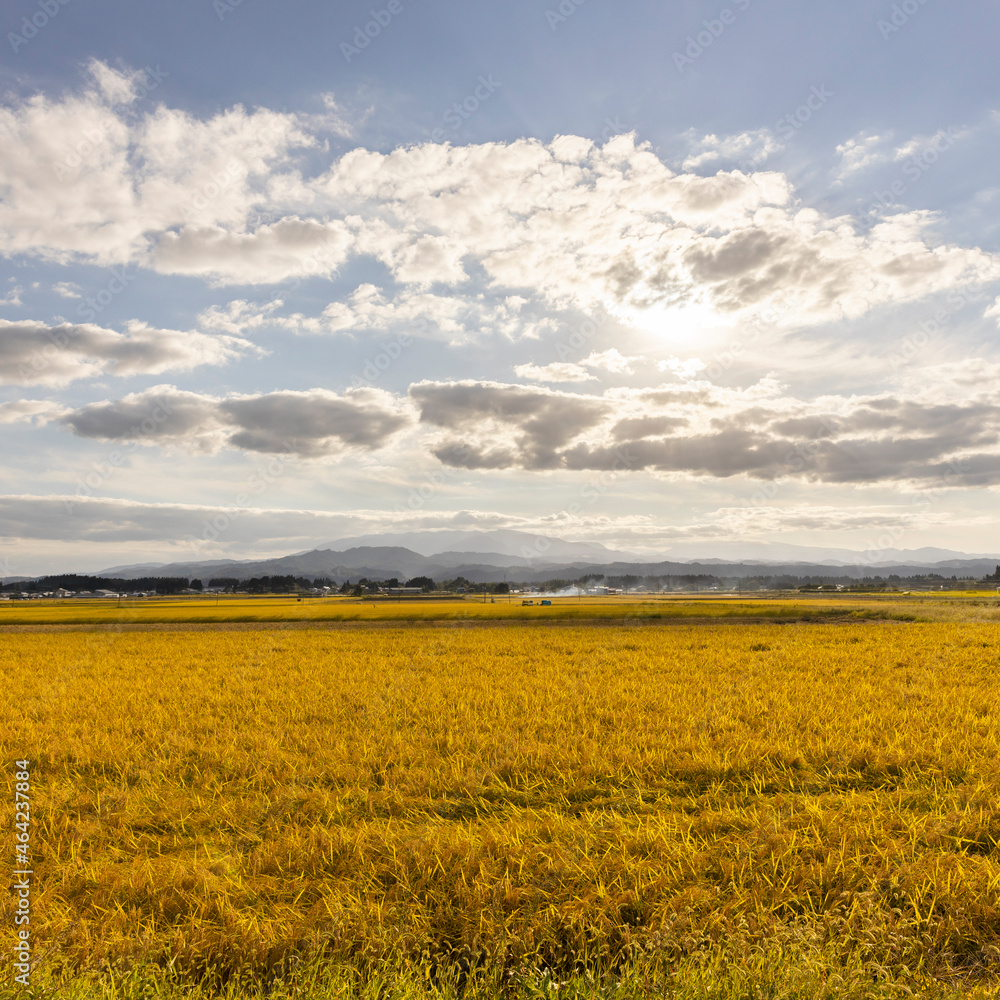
[4,616,1000,998]
[2,590,1000,627]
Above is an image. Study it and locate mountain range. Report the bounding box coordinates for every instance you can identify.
[91,530,1000,585]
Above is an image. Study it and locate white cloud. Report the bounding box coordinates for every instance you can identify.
[51,282,82,299]
[197,297,287,335]
[3,71,996,340]
[682,128,782,171]
[657,356,708,378]
[0,65,314,265]
[583,349,634,374]
[313,93,365,140]
[708,504,952,535]
[153,218,353,285]
[893,127,968,162]
[833,131,890,180]
[514,361,595,383]
[0,399,66,425]
[87,59,141,105]
[201,285,557,344]
[514,349,641,383]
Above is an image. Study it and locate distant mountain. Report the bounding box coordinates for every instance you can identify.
[654,540,995,566]
[86,531,1000,586]
[313,529,636,562]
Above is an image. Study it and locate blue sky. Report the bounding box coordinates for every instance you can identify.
[2,0,1000,574]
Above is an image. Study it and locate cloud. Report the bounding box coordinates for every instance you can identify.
[0,495,637,556]
[681,128,782,171]
[58,385,413,457]
[5,69,998,334]
[657,356,708,378]
[514,361,595,383]
[0,285,23,307]
[0,319,258,387]
[197,297,287,335]
[313,93,365,140]
[0,64,314,265]
[0,494,364,548]
[51,282,82,299]
[0,399,66,425]
[408,370,1000,486]
[514,348,638,383]
[410,380,609,470]
[85,60,142,105]
[893,127,968,162]
[35,360,1000,486]
[709,504,952,535]
[583,349,635,374]
[152,218,353,285]
[308,135,998,329]
[833,131,890,180]
[200,286,556,344]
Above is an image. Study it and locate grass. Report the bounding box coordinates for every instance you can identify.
[3,614,1000,996]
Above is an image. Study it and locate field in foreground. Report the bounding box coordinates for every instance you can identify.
[4,617,1000,998]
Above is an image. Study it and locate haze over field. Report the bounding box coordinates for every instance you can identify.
[2,0,1000,575]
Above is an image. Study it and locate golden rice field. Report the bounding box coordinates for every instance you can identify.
[4,600,1000,998]
[2,588,999,626]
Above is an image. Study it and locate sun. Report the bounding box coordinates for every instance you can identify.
[611,299,731,352]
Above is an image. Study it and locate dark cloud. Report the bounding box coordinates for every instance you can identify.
[59,386,411,457]
[408,379,1000,486]
[0,320,254,387]
[611,416,689,440]
[412,380,608,470]
[221,392,409,456]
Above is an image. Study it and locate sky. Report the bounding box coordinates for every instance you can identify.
[2,0,1000,575]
